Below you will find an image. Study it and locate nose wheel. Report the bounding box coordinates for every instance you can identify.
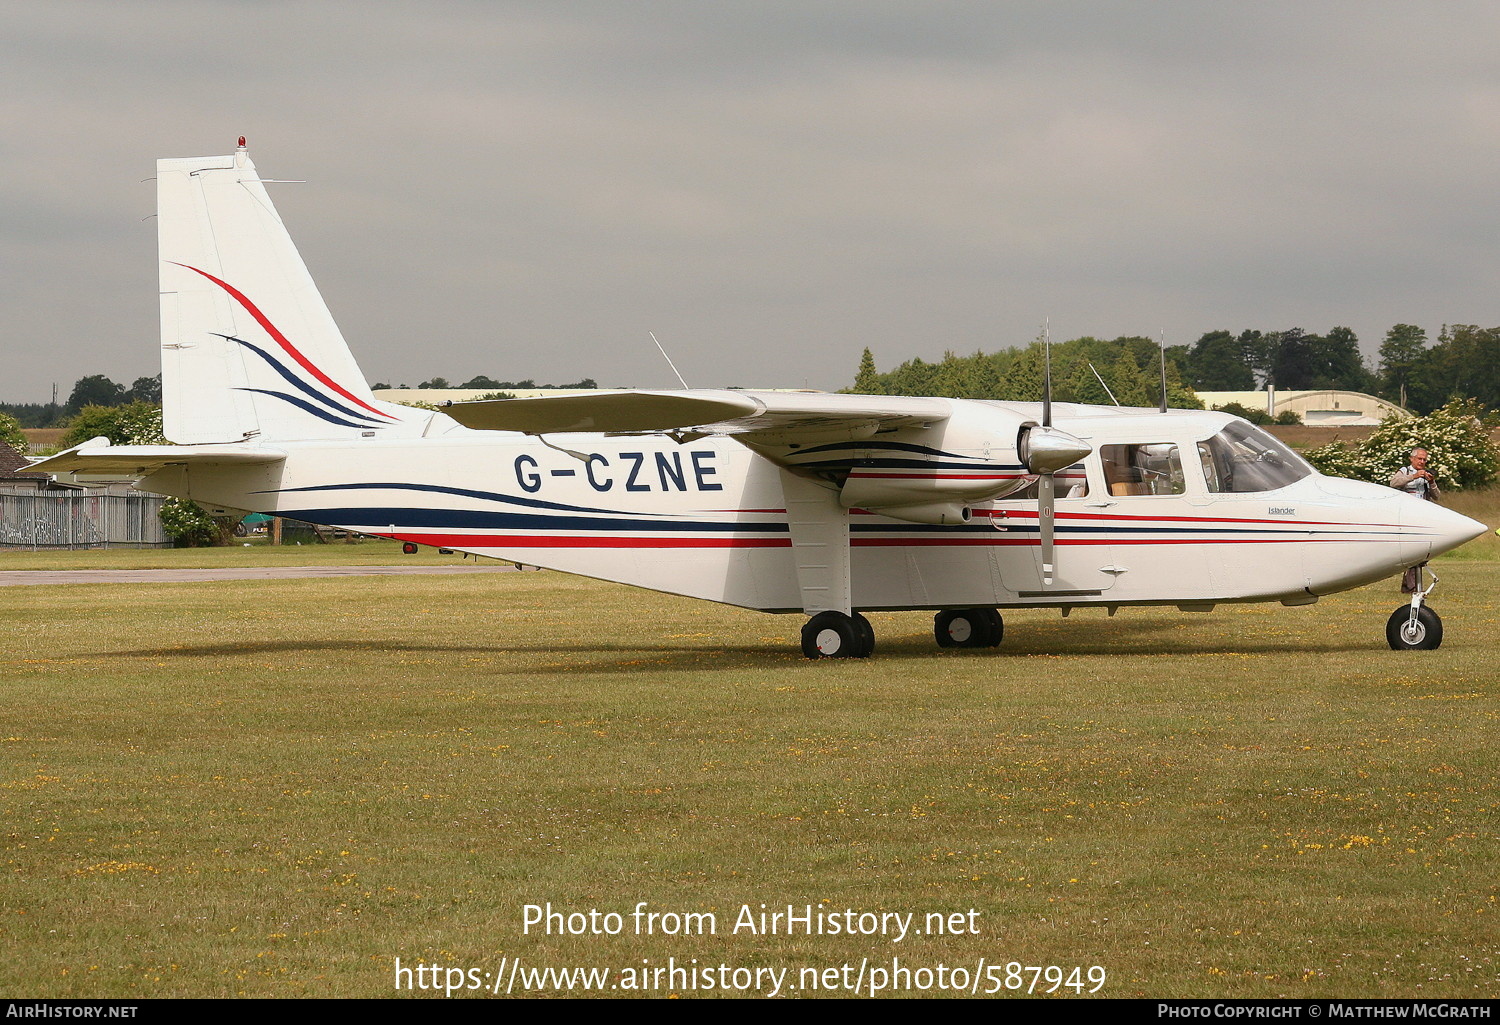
[1387,567,1443,650]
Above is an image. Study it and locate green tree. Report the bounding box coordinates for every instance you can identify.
[127,374,162,404]
[66,374,126,412]
[1061,357,1114,405]
[1212,401,1274,426]
[1187,330,1255,390]
[1432,325,1500,411]
[882,357,939,397]
[0,411,28,453]
[1321,326,1371,391]
[1107,353,1154,407]
[1269,328,1314,388]
[1378,324,1426,410]
[1268,327,1370,391]
[60,402,165,448]
[1239,329,1273,386]
[852,348,880,393]
[996,345,1046,401]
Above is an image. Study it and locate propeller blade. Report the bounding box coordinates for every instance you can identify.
[1039,472,1056,585]
[1042,321,1053,428]
[1158,331,1169,413]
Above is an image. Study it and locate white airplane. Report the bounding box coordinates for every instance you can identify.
[35,141,1489,657]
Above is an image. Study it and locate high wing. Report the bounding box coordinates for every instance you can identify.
[28,438,287,477]
[442,390,951,446]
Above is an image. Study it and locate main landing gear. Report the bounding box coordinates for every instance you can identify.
[934,608,1004,649]
[799,608,1007,658]
[801,611,875,658]
[1387,566,1443,650]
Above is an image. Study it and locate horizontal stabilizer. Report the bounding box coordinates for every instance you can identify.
[445,390,950,443]
[28,438,287,477]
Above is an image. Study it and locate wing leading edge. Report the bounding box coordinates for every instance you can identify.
[442,390,951,445]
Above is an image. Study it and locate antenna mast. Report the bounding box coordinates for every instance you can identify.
[650,332,690,390]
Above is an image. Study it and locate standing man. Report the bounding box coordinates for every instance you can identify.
[1390,446,1442,593]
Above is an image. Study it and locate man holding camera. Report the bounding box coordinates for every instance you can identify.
[1390,446,1442,593]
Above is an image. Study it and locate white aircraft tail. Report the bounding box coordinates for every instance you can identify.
[157,139,417,444]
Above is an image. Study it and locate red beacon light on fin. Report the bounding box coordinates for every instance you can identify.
[237,136,247,148]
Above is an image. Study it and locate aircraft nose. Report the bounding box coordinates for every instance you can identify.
[1399,497,1488,561]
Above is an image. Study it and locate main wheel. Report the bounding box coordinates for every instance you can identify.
[975,608,1004,648]
[1386,605,1442,650]
[801,611,873,659]
[852,613,876,657]
[935,608,1002,649]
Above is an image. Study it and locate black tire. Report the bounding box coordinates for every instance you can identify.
[935,609,983,648]
[1386,605,1442,650]
[852,613,876,657]
[401,542,419,555]
[976,608,1004,648]
[801,611,870,659]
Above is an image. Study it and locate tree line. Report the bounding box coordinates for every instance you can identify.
[2,370,607,430]
[852,323,1500,415]
[1,374,161,428]
[849,336,1200,408]
[1170,324,1500,413]
[374,375,599,390]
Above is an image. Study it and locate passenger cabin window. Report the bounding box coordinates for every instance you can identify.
[1101,443,1185,496]
[1198,422,1314,493]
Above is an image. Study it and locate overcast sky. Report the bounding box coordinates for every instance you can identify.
[4,1,1499,402]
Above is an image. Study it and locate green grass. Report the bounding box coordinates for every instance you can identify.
[2,566,1497,999]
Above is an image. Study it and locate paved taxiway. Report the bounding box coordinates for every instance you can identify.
[0,565,524,587]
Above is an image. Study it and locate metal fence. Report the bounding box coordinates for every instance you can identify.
[0,489,170,549]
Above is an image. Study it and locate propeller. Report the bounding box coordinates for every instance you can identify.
[1018,322,1092,585]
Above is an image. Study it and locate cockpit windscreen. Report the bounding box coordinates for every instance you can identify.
[1197,422,1314,493]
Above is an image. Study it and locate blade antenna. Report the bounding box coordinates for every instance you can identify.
[1158,330,1169,413]
[650,332,690,390]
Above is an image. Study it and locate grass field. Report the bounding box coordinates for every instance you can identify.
[2,545,1497,999]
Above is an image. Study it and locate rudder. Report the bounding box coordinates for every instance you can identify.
[157,140,410,444]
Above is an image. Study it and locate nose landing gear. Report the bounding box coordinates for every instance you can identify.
[1387,567,1443,650]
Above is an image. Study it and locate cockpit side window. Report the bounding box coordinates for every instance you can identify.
[1100,443,1185,496]
[1200,422,1314,493]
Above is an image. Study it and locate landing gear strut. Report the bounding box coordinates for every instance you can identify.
[934,608,1003,649]
[801,611,875,659]
[1387,566,1443,650]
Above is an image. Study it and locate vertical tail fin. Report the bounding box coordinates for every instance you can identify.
[157,140,410,443]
